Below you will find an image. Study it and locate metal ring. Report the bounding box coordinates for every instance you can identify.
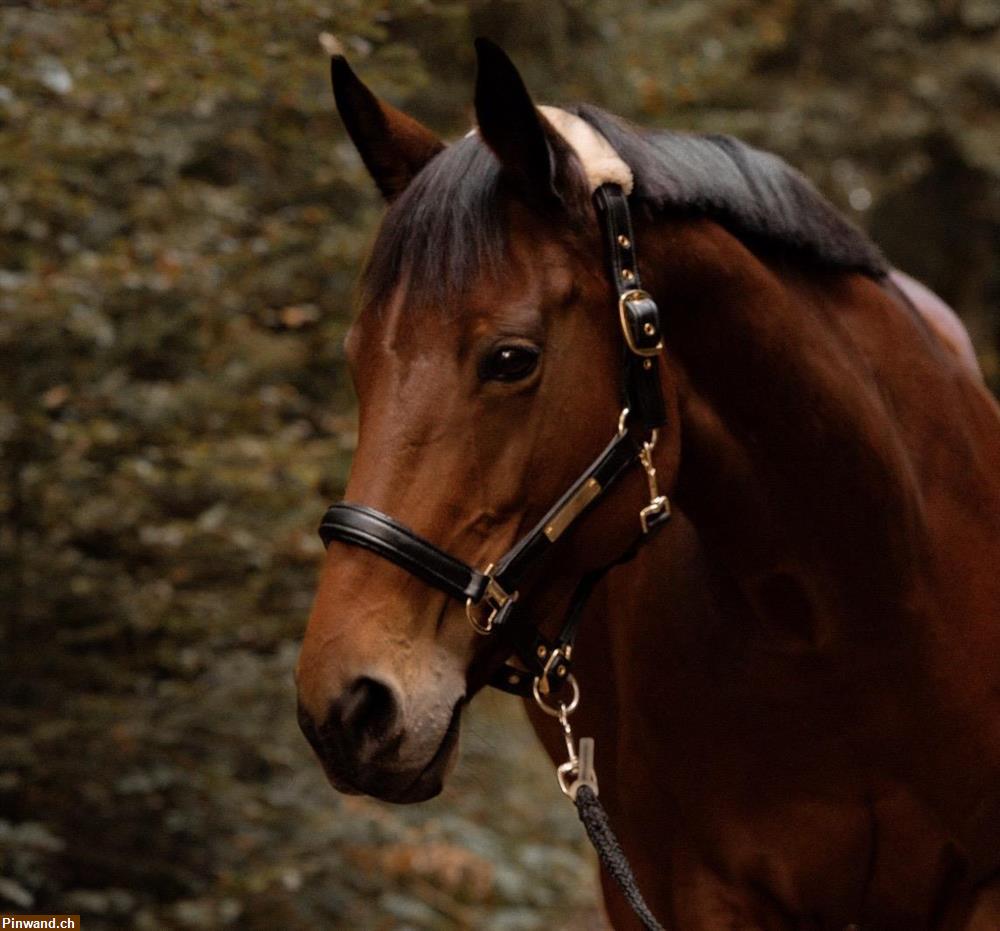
[532,673,580,717]
[617,407,630,437]
[465,597,494,636]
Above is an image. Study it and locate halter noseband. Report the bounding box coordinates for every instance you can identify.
[318,183,670,696]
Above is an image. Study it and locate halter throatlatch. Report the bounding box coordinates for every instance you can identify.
[317,182,670,695]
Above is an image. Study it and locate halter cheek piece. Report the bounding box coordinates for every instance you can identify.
[319,183,670,696]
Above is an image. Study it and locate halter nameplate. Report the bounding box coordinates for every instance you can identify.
[544,477,602,542]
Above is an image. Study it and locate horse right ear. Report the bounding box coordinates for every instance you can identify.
[473,38,560,206]
[331,56,445,201]
[472,38,592,215]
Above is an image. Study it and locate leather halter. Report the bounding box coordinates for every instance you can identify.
[319,183,670,696]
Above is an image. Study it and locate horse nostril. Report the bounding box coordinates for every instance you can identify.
[297,701,322,753]
[337,676,398,744]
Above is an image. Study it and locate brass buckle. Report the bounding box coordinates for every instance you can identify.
[465,564,517,636]
[618,289,663,357]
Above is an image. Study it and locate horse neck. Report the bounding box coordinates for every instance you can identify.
[607,216,1000,875]
[646,217,932,636]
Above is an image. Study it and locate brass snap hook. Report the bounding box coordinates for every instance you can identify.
[638,432,670,534]
[532,673,598,801]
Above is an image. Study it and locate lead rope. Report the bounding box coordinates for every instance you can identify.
[575,786,665,931]
[534,677,665,931]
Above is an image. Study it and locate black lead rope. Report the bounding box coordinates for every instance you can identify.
[575,785,665,931]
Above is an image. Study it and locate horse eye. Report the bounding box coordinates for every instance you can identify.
[480,344,540,383]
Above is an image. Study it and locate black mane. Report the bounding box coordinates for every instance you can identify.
[361,105,886,311]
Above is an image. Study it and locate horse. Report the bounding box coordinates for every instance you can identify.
[295,39,1000,930]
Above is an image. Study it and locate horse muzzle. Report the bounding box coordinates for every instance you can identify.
[296,682,463,803]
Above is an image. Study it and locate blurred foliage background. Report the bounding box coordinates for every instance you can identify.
[1,1,997,928]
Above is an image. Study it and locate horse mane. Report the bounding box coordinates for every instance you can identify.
[360,104,887,312]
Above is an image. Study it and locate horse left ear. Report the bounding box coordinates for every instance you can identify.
[331,55,445,201]
[473,38,576,208]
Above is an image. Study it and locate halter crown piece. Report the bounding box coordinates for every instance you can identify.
[319,115,670,696]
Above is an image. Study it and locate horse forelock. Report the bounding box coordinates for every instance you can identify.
[360,134,508,316]
[359,104,887,317]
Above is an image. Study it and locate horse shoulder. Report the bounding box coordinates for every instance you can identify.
[888,269,982,378]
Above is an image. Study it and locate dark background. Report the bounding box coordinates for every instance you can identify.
[1,2,997,928]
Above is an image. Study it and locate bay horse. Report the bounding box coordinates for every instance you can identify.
[296,39,1000,930]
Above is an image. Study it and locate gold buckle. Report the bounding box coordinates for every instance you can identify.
[465,564,517,636]
[618,289,663,357]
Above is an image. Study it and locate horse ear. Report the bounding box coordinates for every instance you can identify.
[473,38,564,206]
[331,56,445,201]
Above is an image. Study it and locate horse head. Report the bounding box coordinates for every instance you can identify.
[295,41,680,803]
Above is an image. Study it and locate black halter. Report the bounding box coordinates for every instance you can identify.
[319,183,670,696]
